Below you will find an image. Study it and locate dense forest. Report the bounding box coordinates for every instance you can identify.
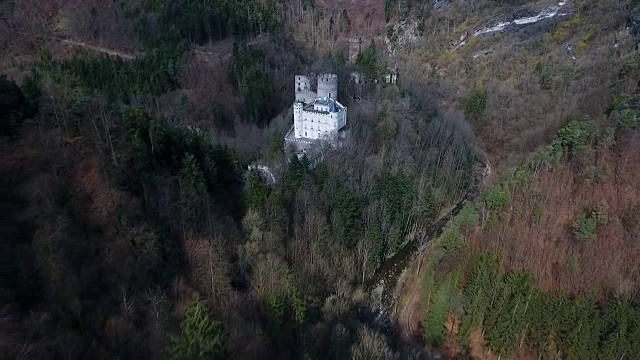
[2,0,640,359]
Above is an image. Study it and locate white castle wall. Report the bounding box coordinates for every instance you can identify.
[295,75,310,91]
[293,103,346,139]
[292,73,346,140]
[317,74,338,100]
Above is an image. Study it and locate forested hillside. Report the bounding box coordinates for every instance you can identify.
[413,99,640,358]
[1,0,639,359]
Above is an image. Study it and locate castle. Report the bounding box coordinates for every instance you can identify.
[291,74,347,140]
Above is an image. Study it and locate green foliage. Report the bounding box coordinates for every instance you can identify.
[619,109,638,130]
[423,271,461,348]
[231,44,277,126]
[528,143,563,172]
[537,62,556,90]
[559,294,601,360]
[483,271,533,357]
[525,115,603,174]
[245,169,271,210]
[454,203,479,232]
[291,286,307,326]
[611,93,640,112]
[181,153,207,193]
[41,45,184,100]
[439,228,464,263]
[464,89,487,121]
[367,216,386,268]
[453,254,640,359]
[267,293,287,337]
[554,118,596,161]
[567,255,578,272]
[384,0,395,22]
[415,187,437,225]
[622,206,640,235]
[597,126,616,151]
[459,254,501,342]
[355,44,382,80]
[339,9,351,32]
[572,210,597,242]
[267,131,284,159]
[170,296,228,359]
[121,0,282,45]
[374,170,414,252]
[482,187,510,213]
[282,154,308,196]
[376,109,397,144]
[417,19,425,36]
[609,93,640,134]
[600,298,633,359]
[398,0,410,19]
[123,106,243,214]
[329,179,363,248]
[552,16,583,44]
[458,255,535,357]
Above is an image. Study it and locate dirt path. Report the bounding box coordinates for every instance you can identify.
[58,38,136,60]
[194,35,270,66]
[397,264,423,343]
[31,34,270,65]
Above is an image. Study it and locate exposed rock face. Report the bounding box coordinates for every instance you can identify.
[433,0,448,11]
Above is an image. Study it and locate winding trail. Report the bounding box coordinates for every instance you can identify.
[58,38,136,59]
[398,265,424,343]
[55,35,270,63]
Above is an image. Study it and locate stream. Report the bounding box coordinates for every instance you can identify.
[364,160,488,352]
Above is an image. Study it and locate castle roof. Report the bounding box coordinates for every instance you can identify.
[329,100,339,113]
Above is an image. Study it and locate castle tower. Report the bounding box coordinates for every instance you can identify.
[348,37,362,64]
[317,74,338,100]
[293,101,304,138]
[295,75,310,92]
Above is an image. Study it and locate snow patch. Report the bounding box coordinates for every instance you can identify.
[453,0,570,49]
[473,1,567,36]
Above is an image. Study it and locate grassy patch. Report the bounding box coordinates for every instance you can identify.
[552,16,584,44]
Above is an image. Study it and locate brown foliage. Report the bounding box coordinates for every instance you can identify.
[470,138,640,297]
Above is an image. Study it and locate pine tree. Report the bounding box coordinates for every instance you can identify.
[459,254,500,343]
[562,295,601,360]
[170,296,228,359]
[246,169,271,210]
[291,286,307,326]
[600,297,631,359]
[424,272,460,348]
[267,293,287,338]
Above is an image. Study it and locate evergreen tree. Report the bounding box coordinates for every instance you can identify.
[246,169,271,210]
[600,297,631,359]
[171,296,228,359]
